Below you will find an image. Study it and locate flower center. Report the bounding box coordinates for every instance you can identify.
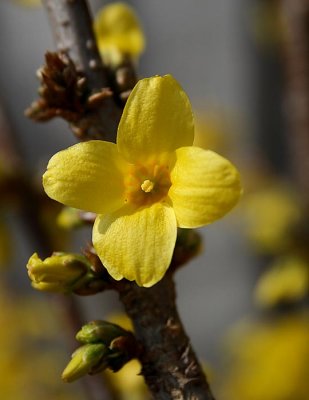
[141,179,155,193]
[125,163,171,206]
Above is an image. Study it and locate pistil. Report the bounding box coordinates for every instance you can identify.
[141,179,155,193]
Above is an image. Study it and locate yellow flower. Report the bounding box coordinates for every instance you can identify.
[243,183,300,254]
[43,75,241,287]
[103,313,149,399]
[94,2,145,65]
[255,255,309,308]
[106,312,134,332]
[105,359,149,400]
[0,283,84,400]
[193,109,236,155]
[220,313,309,400]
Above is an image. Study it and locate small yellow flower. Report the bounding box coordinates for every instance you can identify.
[243,183,300,254]
[56,207,83,230]
[43,75,241,287]
[94,2,145,65]
[105,359,149,400]
[193,109,234,154]
[255,255,309,308]
[220,313,309,400]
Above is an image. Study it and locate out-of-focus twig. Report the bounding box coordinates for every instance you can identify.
[281,0,309,207]
[0,100,112,400]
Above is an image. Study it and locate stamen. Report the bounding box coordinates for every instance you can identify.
[141,179,155,193]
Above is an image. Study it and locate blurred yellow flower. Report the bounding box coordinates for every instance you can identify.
[43,75,241,287]
[94,2,145,65]
[105,359,149,400]
[193,109,237,155]
[0,283,83,400]
[104,313,149,400]
[220,313,309,400]
[243,183,300,254]
[106,312,134,332]
[255,255,309,308]
[57,207,83,230]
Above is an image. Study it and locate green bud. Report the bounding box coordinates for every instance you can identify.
[76,320,129,345]
[31,281,69,293]
[27,252,90,293]
[62,343,108,382]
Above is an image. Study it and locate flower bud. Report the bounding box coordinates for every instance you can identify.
[27,252,90,293]
[62,343,108,382]
[76,320,129,345]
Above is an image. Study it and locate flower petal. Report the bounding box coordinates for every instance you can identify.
[43,141,127,214]
[93,203,177,287]
[117,75,194,162]
[169,147,241,228]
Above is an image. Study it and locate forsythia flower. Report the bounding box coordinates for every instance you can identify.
[220,313,309,400]
[254,255,309,308]
[94,2,145,64]
[193,109,234,154]
[0,283,83,400]
[104,359,149,400]
[243,183,300,254]
[43,75,241,287]
[104,313,149,399]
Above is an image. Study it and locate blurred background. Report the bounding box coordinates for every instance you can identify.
[0,1,308,399]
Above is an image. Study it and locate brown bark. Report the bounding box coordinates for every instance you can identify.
[281,0,309,207]
[42,0,121,142]
[119,275,215,400]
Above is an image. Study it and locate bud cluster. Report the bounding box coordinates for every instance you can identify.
[62,320,138,382]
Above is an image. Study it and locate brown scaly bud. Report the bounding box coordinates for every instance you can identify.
[113,56,138,104]
[25,52,114,140]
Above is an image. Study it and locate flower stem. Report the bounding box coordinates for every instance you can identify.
[118,275,215,400]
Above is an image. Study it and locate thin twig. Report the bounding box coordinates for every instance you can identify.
[281,0,309,207]
[43,0,121,142]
